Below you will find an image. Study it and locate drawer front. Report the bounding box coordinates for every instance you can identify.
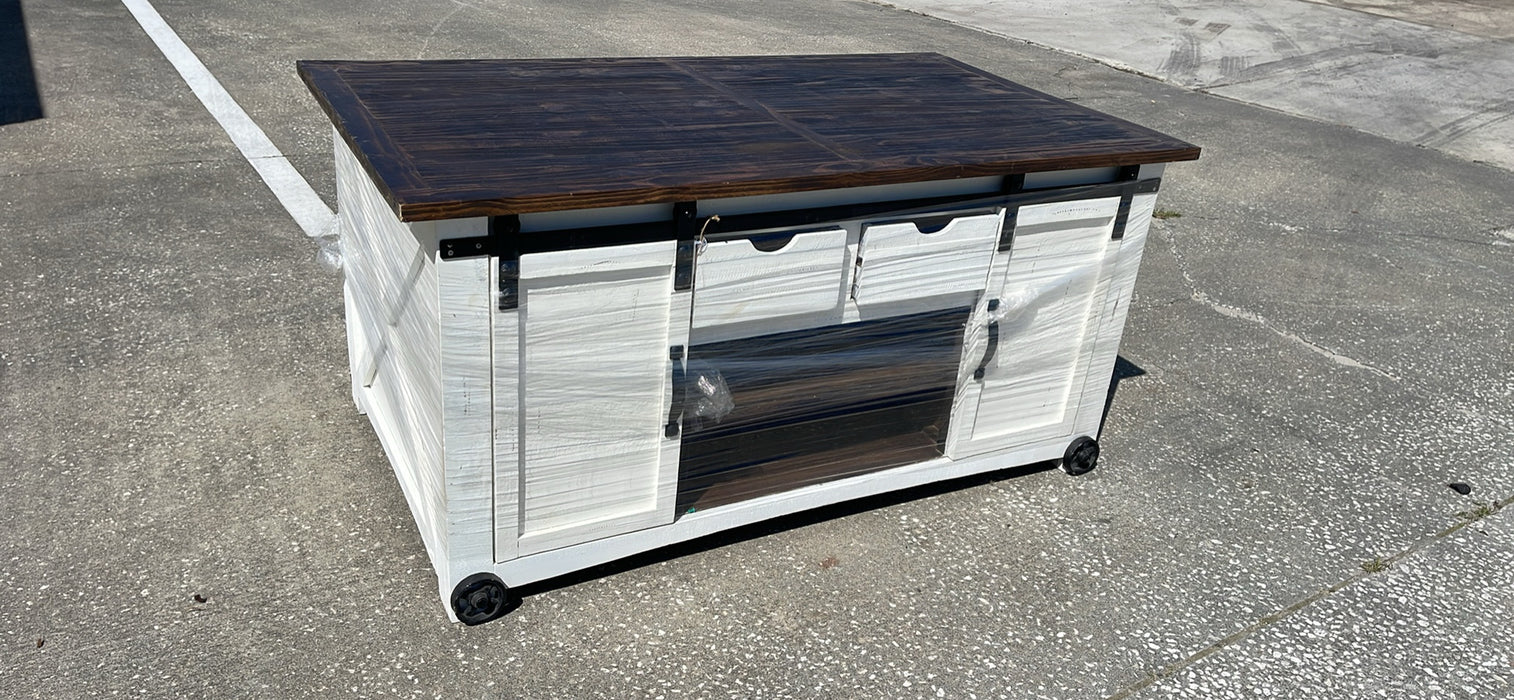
[692,227,851,329]
[853,211,1003,306]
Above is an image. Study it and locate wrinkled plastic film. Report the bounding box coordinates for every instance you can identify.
[340,169,1148,564]
[682,360,735,431]
[671,199,1127,511]
[676,307,972,513]
[487,201,1133,525]
[316,232,343,272]
[335,135,450,566]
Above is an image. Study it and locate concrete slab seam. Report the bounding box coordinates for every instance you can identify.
[1103,493,1514,700]
[118,0,337,240]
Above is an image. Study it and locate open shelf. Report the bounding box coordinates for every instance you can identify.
[677,397,952,513]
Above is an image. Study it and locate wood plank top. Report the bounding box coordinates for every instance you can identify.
[298,53,1200,222]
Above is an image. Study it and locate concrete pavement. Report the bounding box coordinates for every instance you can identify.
[2,0,1512,697]
[878,0,1514,171]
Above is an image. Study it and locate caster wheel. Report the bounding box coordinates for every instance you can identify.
[451,573,511,626]
[1061,436,1099,476]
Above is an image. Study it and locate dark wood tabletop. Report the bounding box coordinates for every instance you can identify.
[298,53,1200,222]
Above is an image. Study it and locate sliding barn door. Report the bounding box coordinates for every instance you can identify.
[949,197,1121,457]
[494,240,688,559]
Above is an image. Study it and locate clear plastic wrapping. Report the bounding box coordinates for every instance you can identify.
[315,231,343,273]
[676,306,971,512]
[682,360,735,431]
[489,191,1154,523]
[338,145,1159,579]
[308,52,1196,625]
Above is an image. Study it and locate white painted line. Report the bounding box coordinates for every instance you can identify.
[120,0,336,239]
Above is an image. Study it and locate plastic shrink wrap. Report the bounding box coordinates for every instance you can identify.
[302,53,1197,624]
[334,128,1164,623]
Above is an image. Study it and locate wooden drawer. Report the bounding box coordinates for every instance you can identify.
[692,227,851,329]
[853,211,1003,306]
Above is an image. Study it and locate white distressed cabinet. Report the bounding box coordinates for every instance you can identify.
[300,53,1199,623]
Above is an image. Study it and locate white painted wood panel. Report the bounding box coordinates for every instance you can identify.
[1071,194,1157,437]
[962,197,1119,454]
[491,259,522,562]
[853,212,1002,306]
[511,241,679,556]
[692,227,850,329]
[490,432,1070,589]
[433,218,496,582]
[335,134,449,570]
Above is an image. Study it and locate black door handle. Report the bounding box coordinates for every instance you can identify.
[973,299,1000,381]
[666,345,686,438]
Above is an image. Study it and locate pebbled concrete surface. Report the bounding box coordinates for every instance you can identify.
[876,0,1514,171]
[1,0,1512,698]
[1129,512,1514,699]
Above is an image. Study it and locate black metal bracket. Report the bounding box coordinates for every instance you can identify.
[440,236,492,260]
[673,202,700,292]
[998,209,1018,252]
[1000,173,1026,195]
[674,202,697,239]
[675,240,697,292]
[1111,179,1161,240]
[493,215,521,311]
[1111,195,1134,241]
[497,258,520,311]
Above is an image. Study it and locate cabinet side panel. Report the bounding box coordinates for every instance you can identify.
[336,135,448,568]
[1071,193,1156,437]
[436,219,495,580]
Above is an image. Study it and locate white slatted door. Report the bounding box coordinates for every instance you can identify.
[950,197,1121,457]
[495,240,685,558]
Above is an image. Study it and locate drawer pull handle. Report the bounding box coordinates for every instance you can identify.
[974,299,1000,381]
[666,345,686,438]
[748,233,798,252]
[910,215,955,234]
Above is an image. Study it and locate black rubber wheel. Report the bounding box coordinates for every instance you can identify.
[450,573,511,626]
[1061,436,1099,476]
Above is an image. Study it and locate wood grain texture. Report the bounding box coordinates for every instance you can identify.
[676,307,964,510]
[298,54,1200,222]
[853,211,1003,306]
[957,196,1119,457]
[691,227,851,329]
[513,241,678,555]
